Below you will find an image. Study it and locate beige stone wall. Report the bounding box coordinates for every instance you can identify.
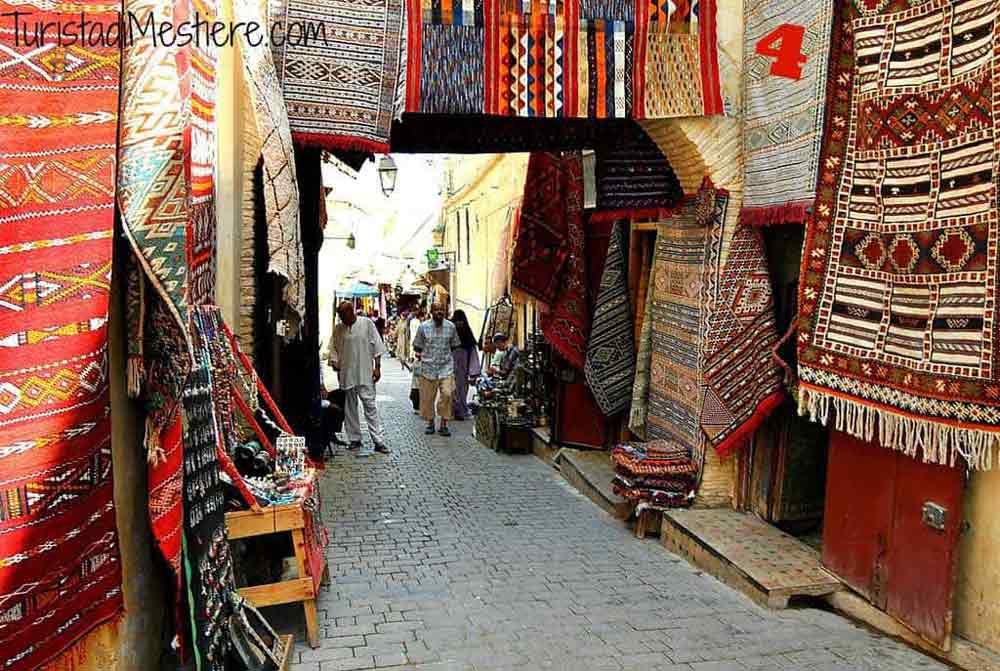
[956,471,1000,653]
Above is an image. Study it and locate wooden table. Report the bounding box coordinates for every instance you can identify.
[226,501,326,648]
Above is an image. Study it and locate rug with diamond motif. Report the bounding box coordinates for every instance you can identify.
[798,0,1000,469]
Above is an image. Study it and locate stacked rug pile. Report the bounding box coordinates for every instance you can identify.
[611,441,698,508]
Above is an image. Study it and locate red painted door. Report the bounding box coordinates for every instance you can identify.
[823,430,965,649]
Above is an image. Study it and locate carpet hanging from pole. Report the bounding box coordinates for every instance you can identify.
[798,0,1000,470]
[404,0,724,119]
[235,0,306,326]
[591,124,684,222]
[585,222,635,416]
[274,0,406,152]
[0,0,124,667]
[740,0,834,226]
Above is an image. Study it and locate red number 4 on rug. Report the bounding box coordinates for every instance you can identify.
[755,24,807,80]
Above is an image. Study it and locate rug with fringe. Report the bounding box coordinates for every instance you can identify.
[798,0,1000,469]
[0,0,123,667]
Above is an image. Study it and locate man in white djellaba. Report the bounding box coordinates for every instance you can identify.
[329,301,389,457]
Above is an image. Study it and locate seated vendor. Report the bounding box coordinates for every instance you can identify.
[487,333,519,378]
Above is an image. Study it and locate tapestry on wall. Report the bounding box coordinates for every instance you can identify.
[0,0,124,667]
[274,0,405,152]
[741,0,834,226]
[514,152,591,369]
[405,0,723,119]
[628,253,657,439]
[592,124,684,222]
[235,0,306,325]
[647,187,784,460]
[798,0,1000,469]
[585,223,635,416]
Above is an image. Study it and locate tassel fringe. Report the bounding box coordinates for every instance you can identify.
[145,416,166,466]
[126,356,143,398]
[799,387,999,470]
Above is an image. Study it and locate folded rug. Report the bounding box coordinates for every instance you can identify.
[0,0,123,666]
[798,0,1000,469]
[741,0,834,226]
[404,0,723,119]
[276,0,406,152]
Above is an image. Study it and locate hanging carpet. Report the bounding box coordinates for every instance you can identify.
[235,0,306,325]
[592,124,684,222]
[798,0,1000,469]
[628,250,657,439]
[404,0,723,119]
[741,0,834,226]
[0,0,124,667]
[274,0,406,152]
[585,223,635,416]
[647,187,784,460]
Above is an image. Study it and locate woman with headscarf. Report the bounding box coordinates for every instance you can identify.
[450,309,481,420]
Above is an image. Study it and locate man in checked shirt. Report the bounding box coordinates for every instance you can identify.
[412,302,461,437]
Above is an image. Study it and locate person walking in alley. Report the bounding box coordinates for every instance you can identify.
[329,301,390,456]
[450,310,481,420]
[412,302,461,436]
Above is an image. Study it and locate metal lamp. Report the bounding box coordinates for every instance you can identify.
[377,155,398,197]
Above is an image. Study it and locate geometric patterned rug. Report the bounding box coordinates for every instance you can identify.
[0,0,124,667]
[798,0,1000,469]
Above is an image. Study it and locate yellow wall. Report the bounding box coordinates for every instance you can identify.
[441,154,529,339]
[956,471,1000,652]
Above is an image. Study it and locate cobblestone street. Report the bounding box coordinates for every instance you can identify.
[287,364,947,671]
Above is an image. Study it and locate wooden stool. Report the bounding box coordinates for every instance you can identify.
[226,501,326,648]
[634,506,663,539]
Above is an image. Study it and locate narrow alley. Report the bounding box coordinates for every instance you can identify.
[285,365,947,671]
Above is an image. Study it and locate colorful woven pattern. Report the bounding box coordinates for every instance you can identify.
[741,0,834,226]
[405,0,723,119]
[236,0,306,324]
[0,0,123,667]
[799,0,1000,469]
[277,0,405,152]
[592,123,683,221]
[585,223,635,415]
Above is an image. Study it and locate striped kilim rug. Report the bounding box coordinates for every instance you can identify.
[404,0,723,119]
[276,0,406,152]
[798,0,1000,469]
[0,0,123,667]
[585,223,635,416]
[741,0,834,226]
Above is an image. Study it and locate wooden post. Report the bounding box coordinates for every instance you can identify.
[292,527,320,648]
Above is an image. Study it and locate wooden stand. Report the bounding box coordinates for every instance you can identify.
[226,502,326,648]
[634,505,663,539]
[279,634,294,671]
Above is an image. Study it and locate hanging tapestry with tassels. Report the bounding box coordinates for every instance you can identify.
[741,0,834,226]
[274,0,406,152]
[798,0,1000,469]
[0,0,124,667]
[585,222,635,416]
[404,0,724,119]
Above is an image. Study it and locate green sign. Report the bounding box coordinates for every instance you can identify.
[426,248,440,266]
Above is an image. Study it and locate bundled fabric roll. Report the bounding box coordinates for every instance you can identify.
[611,441,697,508]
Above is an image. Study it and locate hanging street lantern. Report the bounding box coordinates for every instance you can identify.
[377,155,398,197]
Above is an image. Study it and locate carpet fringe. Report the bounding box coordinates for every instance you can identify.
[799,387,998,470]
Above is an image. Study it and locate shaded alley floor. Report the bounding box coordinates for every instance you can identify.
[282,364,947,671]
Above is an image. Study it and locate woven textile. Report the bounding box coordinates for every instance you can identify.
[592,124,684,221]
[798,0,1000,469]
[648,187,783,460]
[585,223,635,416]
[276,0,405,152]
[235,0,306,324]
[0,0,123,667]
[628,252,657,439]
[512,152,576,304]
[741,0,834,226]
[404,0,723,119]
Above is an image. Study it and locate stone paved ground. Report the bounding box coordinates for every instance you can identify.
[282,365,947,671]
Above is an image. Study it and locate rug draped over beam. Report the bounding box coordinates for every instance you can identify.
[585,223,635,416]
[274,0,406,152]
[592,124,684,222]
[741,0,834,226]
[0,0,124,667]
[797,0,1000,469]
[236,0,306,325]
[644,187,784,459]
[405,0,723,119]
